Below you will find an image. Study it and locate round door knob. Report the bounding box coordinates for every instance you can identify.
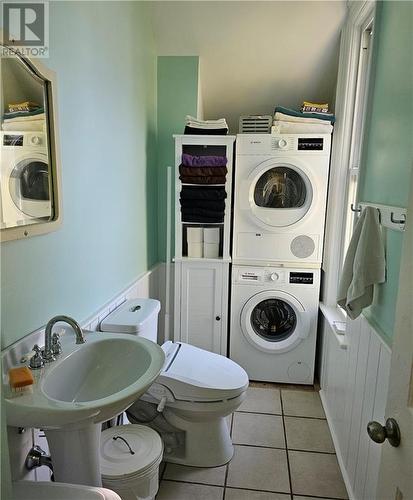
[215,316,221,321]
[31,135,41,145]
[270,272,279,281]
[278,139,288,149]
[367,418,401,447]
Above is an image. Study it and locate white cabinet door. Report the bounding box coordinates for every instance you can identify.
[179,262,227,355]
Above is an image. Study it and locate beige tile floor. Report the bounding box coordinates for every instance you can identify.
[156,384,348,500]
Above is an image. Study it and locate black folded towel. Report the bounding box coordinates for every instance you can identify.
[182,213,224,223]
[181,186,227,201]
[181,207,224,219]
[180,175,226,185]
[180,198,226,211]
[179,165,228,177]
[184,126,228,135]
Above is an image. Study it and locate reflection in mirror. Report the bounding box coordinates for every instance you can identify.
[0,49,53,231]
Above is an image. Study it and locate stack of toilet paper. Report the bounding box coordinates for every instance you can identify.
[187,227,220,258]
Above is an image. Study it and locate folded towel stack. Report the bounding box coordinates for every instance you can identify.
[180,153,228,223]
[179,153,228,185]
[272,105,335,135]
[2,105,46,132]
[184,115,228,135]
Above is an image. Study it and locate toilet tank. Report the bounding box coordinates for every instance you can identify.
[100,299,161,343]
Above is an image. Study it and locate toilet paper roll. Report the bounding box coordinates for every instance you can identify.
[187,227,204,243]
[203,227,220,243]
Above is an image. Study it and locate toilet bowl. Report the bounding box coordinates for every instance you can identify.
[101,299,249,467]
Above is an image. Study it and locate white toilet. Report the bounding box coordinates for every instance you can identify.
[100,299,249,467]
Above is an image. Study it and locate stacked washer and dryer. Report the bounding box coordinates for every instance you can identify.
[230,133,331,384]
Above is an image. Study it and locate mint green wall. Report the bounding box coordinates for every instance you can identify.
[1,2,158,349]
[157,56,199,261]
[359,1,413,342]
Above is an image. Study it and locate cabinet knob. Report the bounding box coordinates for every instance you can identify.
[367,418,401,447]
[216,316,221,321]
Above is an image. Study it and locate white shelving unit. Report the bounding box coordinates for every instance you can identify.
[173,134,235,355]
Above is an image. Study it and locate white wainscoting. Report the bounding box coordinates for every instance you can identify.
[319,310,391,500]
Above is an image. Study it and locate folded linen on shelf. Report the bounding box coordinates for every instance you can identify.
[186,115,227,127]
[184,115,228,135]
[181,206,224,217]
[182,153,227,167]
[3,112,46,123]
[184,126,228,135]
[180,175,226,185]
[272,120,333,134]
[182,214,224,223]
[3,108,45,120]
[180,198,226,211]
[179,165,228,178]
[181,186,227,201]
[1,120,45,132]
[274,106,335,123]
[8,101,41,113]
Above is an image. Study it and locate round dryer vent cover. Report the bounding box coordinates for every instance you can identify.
[290,235,315,259]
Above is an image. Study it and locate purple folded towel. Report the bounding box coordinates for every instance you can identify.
[182,153,227,167]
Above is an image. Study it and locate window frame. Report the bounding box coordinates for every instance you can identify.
[322,1,377,313]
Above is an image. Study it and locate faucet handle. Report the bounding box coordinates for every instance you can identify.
[51,333,62,356]
[29,345,45,370]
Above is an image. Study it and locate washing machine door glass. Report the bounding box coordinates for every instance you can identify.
[9,157,51,219]
[241,290,310,353]
[248,161,313,228]
[251,298,297,342]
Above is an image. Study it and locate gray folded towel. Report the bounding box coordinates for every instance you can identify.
[337,206,386,319]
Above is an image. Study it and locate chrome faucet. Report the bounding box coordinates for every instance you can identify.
[43,315,85,362]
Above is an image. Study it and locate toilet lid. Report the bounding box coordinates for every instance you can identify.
[158,342,249,402]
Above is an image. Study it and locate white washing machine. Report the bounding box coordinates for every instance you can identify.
[1,131,51,228]
[230,265,320,384]
[233,133,331,267]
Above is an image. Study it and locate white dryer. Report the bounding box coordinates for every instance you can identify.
[1,132,51,228]
[230,265,320,384]
[233,133,331,267]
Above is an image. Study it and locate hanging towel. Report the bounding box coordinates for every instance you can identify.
[337,206,386,319]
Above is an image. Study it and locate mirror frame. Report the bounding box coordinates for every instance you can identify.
[0,37,62,242]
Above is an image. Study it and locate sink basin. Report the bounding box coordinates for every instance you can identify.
[3,331,165,428]
[3,330,165,486]
[13,480,121,500]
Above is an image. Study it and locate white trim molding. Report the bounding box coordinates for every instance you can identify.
[322,0,376,305]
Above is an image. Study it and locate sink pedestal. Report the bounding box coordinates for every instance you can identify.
[45,423,102,487]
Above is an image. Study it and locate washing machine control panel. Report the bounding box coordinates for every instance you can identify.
[235,268,315,286]
[289,272,314,284]
[236,268,287,284]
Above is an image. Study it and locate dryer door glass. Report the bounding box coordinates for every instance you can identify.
[251,298,297,342]
[9,158,51,218]
[254,167,306,208]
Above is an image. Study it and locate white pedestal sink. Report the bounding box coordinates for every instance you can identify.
[2,331,165,486]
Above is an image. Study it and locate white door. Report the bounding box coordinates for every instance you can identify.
[373,179,413,499]
[180,261,226,355]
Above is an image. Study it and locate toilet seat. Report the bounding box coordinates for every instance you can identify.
[156,342,248,403]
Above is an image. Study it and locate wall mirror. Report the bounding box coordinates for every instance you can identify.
[0,43,62,242]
